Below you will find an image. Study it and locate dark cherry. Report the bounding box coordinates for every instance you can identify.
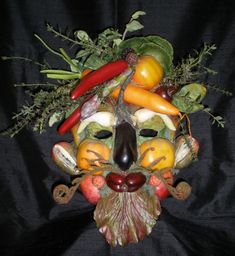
[155,85,180,102]
[155,86,172,102]
[106,173,125,185]
[106,172,146,193]
[108,183,128,193]
[126,172,146,187]
[167,85,180,96]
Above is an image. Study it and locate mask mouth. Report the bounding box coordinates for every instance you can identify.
[105,171,147,193]
[113,121,137,171]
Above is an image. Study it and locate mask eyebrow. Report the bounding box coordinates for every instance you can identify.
[134,108,176,131]
[77,111,116,134]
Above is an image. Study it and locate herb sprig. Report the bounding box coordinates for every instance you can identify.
[203,107,225,128]
[164,43,217,85]
[0,11,229,136]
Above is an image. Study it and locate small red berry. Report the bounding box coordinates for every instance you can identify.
[92,175,106,189]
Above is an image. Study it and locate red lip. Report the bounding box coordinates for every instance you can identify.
[106,172,146,192]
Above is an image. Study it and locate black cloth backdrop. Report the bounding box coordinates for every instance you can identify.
[0,0,235,255]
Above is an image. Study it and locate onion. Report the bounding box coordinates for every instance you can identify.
[51,142,79,175]
[174,135,199,169]
[77,111,116,134]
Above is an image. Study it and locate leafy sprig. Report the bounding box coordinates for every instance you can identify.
[206,84,233,96]
[165,43,217,85]
[1,82,81,136]
[14,82,58,88]
[121,11,146,41]
[47,24,121,69]
[0,10,227,136]
[1,56,48,69]
[203,107,225,128]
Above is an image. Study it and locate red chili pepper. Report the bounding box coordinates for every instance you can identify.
[57,106,81,135]
[71,60,128,100]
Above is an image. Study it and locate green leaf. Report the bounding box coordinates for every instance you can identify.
[75,49,91,58]
[70,59,81,73]
[157,127,175,142]
[203,107,211,112]
[126,20,144,33]
[118,37,147,53]
[99,28,121,41]
[74,30,91,41]
[131,11,146,19]
[84,54,107,70]
[138,115,165,131]
[172,95,204,113]
[49,112,63,127]
[146,35,174,60]
[175,83,207,103]
[113,38,122,46]
[172,83,207,113]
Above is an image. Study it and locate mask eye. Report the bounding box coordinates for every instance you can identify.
[94,130,113,139]
[139,129,158,137]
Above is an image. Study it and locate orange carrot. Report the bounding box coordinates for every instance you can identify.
[81,68,93,79]
[112,84,180,116]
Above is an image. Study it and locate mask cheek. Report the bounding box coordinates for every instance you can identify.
[76,139,110,171]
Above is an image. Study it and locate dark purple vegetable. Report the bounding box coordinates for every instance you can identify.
[113,122,137,171]
[155,85,180,102]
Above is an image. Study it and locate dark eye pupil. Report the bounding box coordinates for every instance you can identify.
[139,129,158,137]
[94,130,113,139]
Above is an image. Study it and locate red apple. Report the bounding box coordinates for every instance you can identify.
[80,175,104,204]
[149,172,173,200]
[154,181,170,200]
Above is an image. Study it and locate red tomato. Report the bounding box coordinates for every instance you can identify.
[149,171,173,200]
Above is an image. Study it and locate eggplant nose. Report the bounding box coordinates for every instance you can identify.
[113,121,137,171]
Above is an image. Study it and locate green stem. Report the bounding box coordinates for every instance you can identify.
[34,34,77,68]
[34,34,62,57]
[206,84,232,96]
[14,83,58,87]
[47,24,79,46]
[1,56,46,68]
[59,48,79,70]
[121,18,133,41]
[40,69,79,75]
[46,73,80,80]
